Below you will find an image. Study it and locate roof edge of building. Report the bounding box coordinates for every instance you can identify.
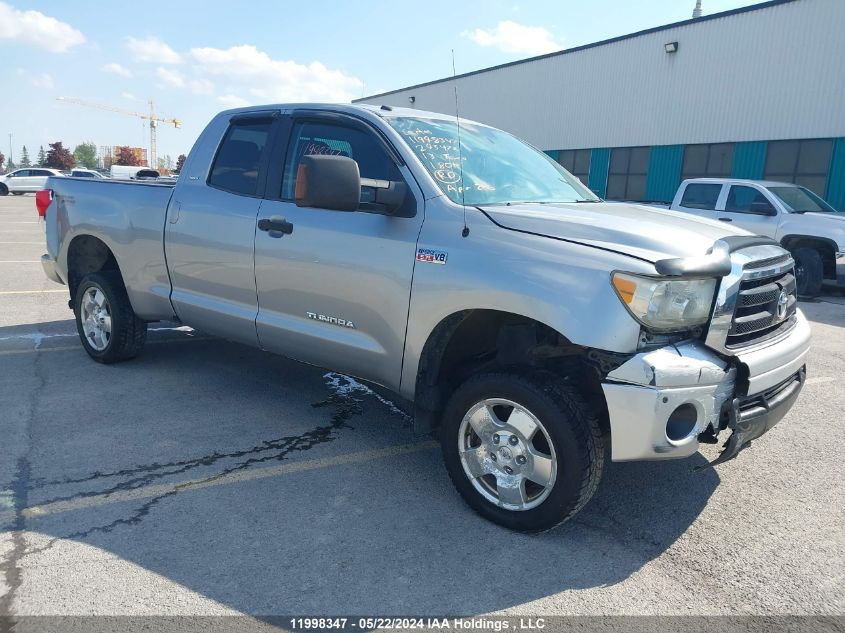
[353,0,800,103]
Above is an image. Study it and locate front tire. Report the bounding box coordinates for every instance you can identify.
[440,370,604,532]
[0,184,8,196]
[792,247,823,298]
[74,271,147,363]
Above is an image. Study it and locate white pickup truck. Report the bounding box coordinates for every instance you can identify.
[669,178,845,297]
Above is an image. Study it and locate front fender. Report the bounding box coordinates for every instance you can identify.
[399,207,649,400]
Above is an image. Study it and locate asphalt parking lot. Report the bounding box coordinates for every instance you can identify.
[0,193,843,618]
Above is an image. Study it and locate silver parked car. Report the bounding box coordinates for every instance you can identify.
[0,167,64,195]
[70,169,107,179]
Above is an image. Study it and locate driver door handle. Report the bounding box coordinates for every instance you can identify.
[258,216,294,236]
[718,217,733,222]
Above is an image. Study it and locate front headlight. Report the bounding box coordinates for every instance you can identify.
[611,272,717,332]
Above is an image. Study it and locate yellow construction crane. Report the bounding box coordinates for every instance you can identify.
[56,96,181,169]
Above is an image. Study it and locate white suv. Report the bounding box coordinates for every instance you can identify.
[0,168,65,195]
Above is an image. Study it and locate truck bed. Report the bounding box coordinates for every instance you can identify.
[45,176,178,321]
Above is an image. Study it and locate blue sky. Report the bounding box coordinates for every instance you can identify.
[1,0,761,165]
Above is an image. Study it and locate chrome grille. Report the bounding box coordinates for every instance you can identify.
[705,244,798,355]
[742,253,792,271]
[726,268,797,348]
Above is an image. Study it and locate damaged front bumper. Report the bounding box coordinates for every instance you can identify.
[601,310,810,463]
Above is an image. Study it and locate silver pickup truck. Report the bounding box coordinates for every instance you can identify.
[38,104,810,531]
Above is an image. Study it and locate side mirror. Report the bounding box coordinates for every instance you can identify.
[295,154,360,212]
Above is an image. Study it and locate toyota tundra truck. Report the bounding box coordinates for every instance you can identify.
[37,104,810,531]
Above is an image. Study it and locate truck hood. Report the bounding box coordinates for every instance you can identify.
[480,201,748,263]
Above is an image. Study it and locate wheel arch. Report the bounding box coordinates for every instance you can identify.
[411,309,610,434]
[65,234,125,304]
[780,234,838,280]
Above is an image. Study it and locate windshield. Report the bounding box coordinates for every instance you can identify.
[388,116,599,206]
[769,186,838,213]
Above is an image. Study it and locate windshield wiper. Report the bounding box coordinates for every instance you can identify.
[500,200,591,206]
[484,199,600,206]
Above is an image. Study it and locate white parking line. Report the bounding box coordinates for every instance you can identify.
[0,335,211,357]
[0,260,40,263]
[0,326,194,345]
[0,241,44,244]
[0,289,66,295]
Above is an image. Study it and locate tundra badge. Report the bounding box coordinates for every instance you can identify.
[307,312,355,329]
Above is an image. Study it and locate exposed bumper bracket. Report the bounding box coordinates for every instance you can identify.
[710,367,805,466]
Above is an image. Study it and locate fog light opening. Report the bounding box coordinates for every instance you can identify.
[666,403,698,441]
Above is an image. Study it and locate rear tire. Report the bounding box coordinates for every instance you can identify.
[440,370,604,532]
[792,247,823,298]
[74,271,147,363]
[11,191,24,196]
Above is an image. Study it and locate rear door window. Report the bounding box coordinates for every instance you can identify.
[679,183,721,210]
[209,118,274,196]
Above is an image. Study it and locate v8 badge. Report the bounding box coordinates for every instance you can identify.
[416,248,448,265]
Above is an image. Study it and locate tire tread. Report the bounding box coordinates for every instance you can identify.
[75,271,147,363]
[440,369,604,532]
[792,247,823,298]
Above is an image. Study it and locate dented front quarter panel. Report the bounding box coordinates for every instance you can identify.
[398,202,652,401]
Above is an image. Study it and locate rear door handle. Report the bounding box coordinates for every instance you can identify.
[258,216,293,236]
[718,217,733,222]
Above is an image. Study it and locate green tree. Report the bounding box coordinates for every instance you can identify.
[175,153,187,173]
[156,154,175,174]
[6,158,15,170]
[73,142,98,169]
[0,151,5,172]
[37,145,46,166]
[45,142,75,170]
[19,146,31,167]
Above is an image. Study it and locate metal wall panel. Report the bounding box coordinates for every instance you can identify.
[732,141,768,179]
[826,138,845,212]
[646,145,684,202]
[359,0,845,152]
[588,148,611,197]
